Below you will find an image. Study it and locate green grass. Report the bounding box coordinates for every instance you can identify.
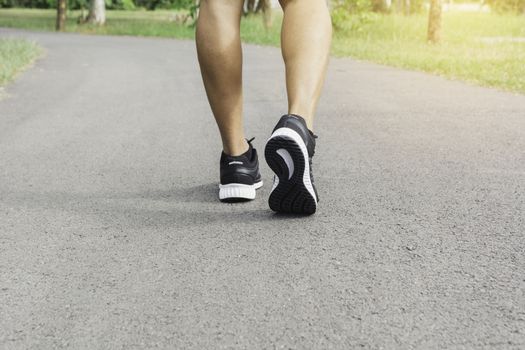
[0,37,41,86]
[0,9,196,38]
[332,12,525,94]
[0,8,524,93]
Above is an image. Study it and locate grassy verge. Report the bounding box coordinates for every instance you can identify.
[332,12,525,94]
[0,9,196,38]
[0,9,278,41]
[0,37,41,86]
[0,9,524,93]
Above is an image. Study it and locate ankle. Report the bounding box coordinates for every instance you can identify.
[286,112,315,132]
[288,109,314,131]
[223,138,249,157]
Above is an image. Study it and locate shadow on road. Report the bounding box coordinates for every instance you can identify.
[1,184,316,232]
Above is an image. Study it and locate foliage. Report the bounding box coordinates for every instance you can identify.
[127,0,192,10]
[485,0,525,13]
[332,10,380,32]
[331,0,374,31]
[0,0,193,9]
[331,0,424,32]
[406,0,425,13]
[109,0,136,10]
[0,0,50,8]
[392,0,425,14]
[332,12,525,93]
[187,0,198,22]
[333,0,373,15]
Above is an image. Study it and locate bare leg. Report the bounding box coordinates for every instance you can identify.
[196,0,247,156]
[280,0,332,130]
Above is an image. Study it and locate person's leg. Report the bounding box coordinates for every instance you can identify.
[280,0,332,130]
[264,0,331,214]
[196,0,247,156]
[197,0,263,202]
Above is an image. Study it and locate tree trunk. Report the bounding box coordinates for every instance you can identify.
[396,0,402,13]
[427,0,442,43]
[262,0,272,29]
[403,0,410,15]
[255,0,264,12]
[256,0,272,29]
[56,0,66,31]
[246,0,256,13]
[88,0,106,25]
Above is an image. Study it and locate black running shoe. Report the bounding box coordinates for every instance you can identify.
[219,138,263,202]
[265,114,319,214]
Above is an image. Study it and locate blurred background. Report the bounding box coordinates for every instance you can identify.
[0,0,524,93]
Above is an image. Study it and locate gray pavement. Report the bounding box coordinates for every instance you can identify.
[0,28,524,349]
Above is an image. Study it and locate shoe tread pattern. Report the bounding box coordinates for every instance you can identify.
[265,136,317,215]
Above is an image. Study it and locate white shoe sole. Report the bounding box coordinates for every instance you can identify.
[219,181,263,201]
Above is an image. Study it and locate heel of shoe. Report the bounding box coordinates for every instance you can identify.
[265,130,317,215]
[219,182,262,202]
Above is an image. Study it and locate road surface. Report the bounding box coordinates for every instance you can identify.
[1,28,524,349]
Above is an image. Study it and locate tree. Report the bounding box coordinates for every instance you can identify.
[427,0,442,43]
[246,0,256,12]
[244,0,272,30]
[56,0,66,31]
[88,0,106,25]
[256,0,272,29]
[485,0,525,13]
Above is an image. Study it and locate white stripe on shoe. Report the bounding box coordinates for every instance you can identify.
[219,181,263,201]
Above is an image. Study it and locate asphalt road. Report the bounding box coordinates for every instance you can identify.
[1,28,524,349]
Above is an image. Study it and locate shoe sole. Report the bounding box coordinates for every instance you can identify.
[265,127,317,215]
[219,181,263,202]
